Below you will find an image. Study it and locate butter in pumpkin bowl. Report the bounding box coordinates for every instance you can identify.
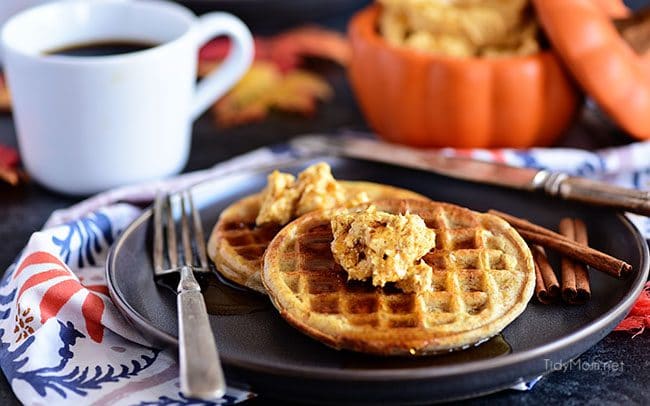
[347,2,581,148]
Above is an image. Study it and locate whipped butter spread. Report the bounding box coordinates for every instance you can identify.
[331,206,436,293]
[256,162,368,225]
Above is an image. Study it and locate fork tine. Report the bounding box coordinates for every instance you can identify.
[153,191,165,275]
[180,192,193,267]
[155,191,207,275]
[188,192,209,271]
[166,194,179,269]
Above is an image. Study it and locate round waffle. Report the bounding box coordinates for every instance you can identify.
[261,199,535,355]
[208,182,427,293]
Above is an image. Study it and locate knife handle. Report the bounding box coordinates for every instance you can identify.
[543,173,650,216]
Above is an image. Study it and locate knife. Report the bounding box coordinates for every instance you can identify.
[291,135,650,217]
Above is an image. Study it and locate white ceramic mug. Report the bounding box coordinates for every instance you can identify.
[2,0,254,195]
[0,1,55,38]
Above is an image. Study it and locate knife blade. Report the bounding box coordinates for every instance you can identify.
[292,135,650,217]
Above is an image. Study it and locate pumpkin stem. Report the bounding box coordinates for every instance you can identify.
[614,6,650,54]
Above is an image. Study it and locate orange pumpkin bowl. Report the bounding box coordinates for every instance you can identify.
[347,5,582,148]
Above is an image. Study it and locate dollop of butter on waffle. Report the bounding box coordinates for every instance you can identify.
[256,162,368,225]
[330,206,436,293]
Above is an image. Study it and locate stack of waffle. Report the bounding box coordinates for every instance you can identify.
[208,170,535,355]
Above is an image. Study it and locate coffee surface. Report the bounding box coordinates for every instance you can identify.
[45,40,157,57]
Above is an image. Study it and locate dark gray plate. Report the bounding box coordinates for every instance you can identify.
[106,156,649,404]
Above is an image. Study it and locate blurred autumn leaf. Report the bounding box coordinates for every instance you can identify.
[0,144,26,186]
[0,76,10,112]
[199,25,349,126]
[212,62,333,127]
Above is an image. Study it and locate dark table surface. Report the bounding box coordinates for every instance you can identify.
[2,1,650,405]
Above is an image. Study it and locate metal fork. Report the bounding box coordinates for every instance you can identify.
[153,190,226,399]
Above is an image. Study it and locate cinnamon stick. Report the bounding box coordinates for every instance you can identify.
[488,210,632,278]
[559,218,591,304]
[531,245,560,304]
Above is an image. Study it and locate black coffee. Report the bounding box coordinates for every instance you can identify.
[45,40,157,57]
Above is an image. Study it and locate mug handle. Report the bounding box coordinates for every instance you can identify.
[190,12,253,120]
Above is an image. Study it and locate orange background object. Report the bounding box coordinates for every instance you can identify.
[534,0,650,140]
[347,6,581,148]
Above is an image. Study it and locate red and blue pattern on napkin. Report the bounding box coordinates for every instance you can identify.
[2,134,649,405]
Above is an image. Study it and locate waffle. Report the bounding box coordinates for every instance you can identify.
[261,199,535,355]
[208,181,427,293]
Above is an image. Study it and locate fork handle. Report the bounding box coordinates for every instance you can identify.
[177,266,226,399]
